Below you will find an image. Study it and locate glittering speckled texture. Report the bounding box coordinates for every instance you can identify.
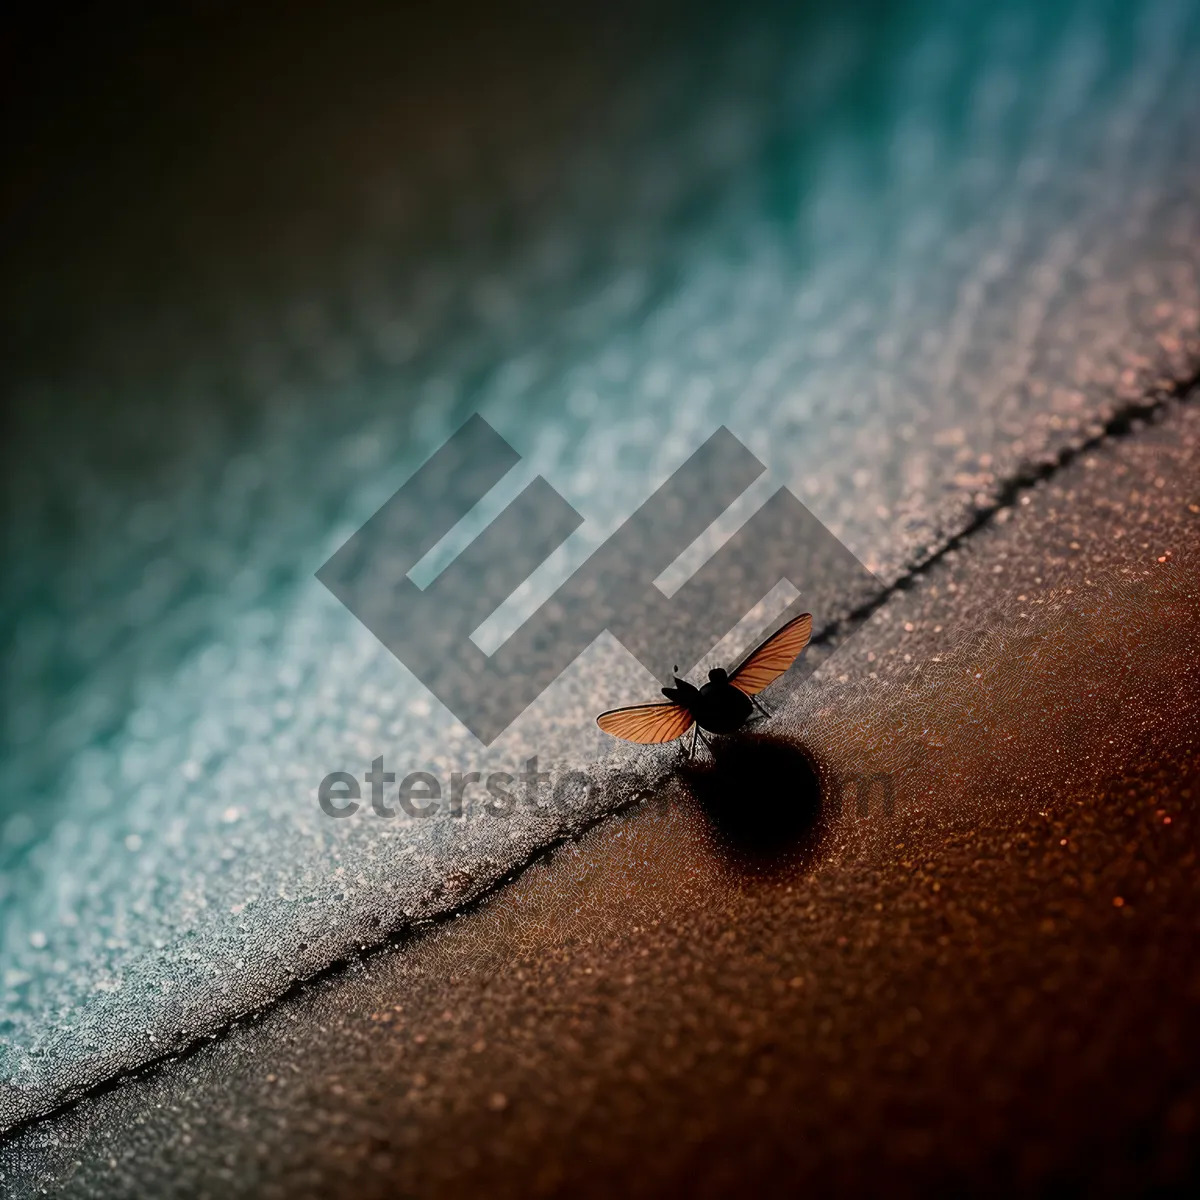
[1,390,1197,1197]
[3,0,1200,1138]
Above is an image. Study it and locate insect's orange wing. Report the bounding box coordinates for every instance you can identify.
[596,701,695,744]
[728,612,813,696]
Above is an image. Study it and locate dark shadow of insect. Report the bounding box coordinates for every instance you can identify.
[681,732,825,865]
[596,612,812,761]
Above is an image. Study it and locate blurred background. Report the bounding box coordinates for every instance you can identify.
[2,0,1199,1147]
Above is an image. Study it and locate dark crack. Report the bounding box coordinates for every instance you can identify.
[810,374,1200,652]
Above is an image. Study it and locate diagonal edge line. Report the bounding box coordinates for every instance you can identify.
[3,370,1199,1146]
[809,371,1200,651]
[0,771,678,1145]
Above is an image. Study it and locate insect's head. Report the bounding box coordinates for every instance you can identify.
[708,667,728,683]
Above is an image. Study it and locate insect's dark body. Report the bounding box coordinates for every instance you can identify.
[595,611,811,757]
[662,668,754,734]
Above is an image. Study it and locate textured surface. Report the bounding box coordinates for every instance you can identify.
[2,383,1197,1198]
[3,0,1200,1136]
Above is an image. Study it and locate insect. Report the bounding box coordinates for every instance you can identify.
[596,612,813,759]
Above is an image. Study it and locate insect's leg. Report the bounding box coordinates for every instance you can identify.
[688,725,699,761]
[751,695,771,718]
[697,731,715,759]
